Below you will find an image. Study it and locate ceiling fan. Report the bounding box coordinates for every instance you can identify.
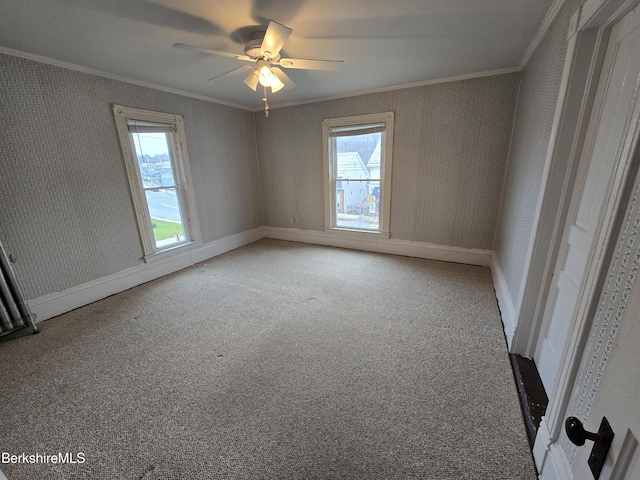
[174,21,343,116]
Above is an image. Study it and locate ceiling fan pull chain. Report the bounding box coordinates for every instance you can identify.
[263,85,270,117]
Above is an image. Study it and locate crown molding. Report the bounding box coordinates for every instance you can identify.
[519,0,566,68]
[1,45,526,115]
[0,45,252,111]
[261,67,523,112]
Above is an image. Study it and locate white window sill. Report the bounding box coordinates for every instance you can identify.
[323,228,390,240]
[143,241,202,265]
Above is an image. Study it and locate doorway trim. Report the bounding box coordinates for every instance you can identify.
[528,0,640,477]
[508,18,606,356]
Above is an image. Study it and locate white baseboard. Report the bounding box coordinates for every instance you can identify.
[533,418,572,480]
[28,227,265,322]
[263,227,493,266]
[490,252,517,349]
[28,227,506,327]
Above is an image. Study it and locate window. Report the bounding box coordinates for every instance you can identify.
[112,105,200,257]
[323,112,394,235]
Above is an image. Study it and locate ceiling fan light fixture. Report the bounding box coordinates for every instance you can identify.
[243,71,259,91]
[258,66,277,87]
[255,59,285,90]
[271,78,285,93]
[270,69,286,92]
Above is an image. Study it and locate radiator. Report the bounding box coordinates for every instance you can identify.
[0,240,38,337]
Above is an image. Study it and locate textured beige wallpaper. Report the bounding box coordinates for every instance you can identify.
[0,53,261,299]
[494,0,586,302]
[255,73,520,250]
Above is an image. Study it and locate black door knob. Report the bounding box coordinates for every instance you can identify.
[565,416,603,446]
[564,416,614,480]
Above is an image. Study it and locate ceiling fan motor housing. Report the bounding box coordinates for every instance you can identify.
[244,39,262,58]
[244,38,280,61]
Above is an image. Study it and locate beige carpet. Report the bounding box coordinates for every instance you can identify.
[0,239,535,479]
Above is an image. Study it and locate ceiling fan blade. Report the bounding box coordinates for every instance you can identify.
[278,57,343,71]
[208,65,254,82]
[173,43,253,62]
[260,21,292,58]
[271,67,297,90]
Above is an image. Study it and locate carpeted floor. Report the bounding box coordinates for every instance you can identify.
[0,239,536,479]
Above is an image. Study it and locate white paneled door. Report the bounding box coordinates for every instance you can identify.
[573,269,640,479]
[535,4,640,396]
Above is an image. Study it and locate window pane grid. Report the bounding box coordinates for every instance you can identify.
[130,129,187,250]
[337,178,381,182]
[330,128,383,232]
[333,179,379,231]
[324,112,393,235]
[114,105,201,257]
[143,185,178,190]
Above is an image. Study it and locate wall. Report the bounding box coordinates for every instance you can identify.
[255,73,520,250]
[0,53,262,301]
[493,0,584,305]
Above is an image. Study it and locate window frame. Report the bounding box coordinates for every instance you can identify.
[112,105,201,259]
[322,112,394,237]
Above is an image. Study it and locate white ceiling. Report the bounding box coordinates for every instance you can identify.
[0,0,556,110]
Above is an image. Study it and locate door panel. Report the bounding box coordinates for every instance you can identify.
[535,4,640,395]
[537,279,576,372]
[573,262,640,479]
[562,241,587,286]
[575,152,611,227]
[573,8,640,478]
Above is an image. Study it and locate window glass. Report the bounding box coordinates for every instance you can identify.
[324,113,393,234]
[130,130,185,248]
